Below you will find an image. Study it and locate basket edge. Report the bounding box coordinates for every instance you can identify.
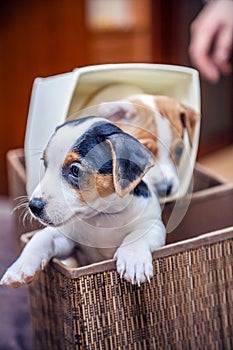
[21,226,233,279]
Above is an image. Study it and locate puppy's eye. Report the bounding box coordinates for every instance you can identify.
[70,164,80,178]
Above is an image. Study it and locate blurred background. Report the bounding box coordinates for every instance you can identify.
[0,0,232,195]
[0,2,232,349]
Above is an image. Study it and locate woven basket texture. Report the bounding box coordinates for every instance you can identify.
[28,236,233,350]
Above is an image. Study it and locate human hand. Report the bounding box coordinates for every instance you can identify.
[189,0,233,83]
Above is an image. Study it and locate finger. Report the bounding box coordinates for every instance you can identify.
[213,27,233,74]
[189,23,220,82]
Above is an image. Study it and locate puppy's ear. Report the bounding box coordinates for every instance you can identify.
[180,106,199,146]
[106,133,154,197]
[99,101,134,123]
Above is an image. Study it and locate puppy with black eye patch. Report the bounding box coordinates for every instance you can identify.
[1,116,166,287]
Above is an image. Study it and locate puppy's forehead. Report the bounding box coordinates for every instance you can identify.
[46,117,105,165]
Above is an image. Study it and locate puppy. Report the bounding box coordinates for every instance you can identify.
[1,116,166,287]
[99,94,199,197]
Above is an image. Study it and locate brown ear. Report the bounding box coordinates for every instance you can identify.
[106,133,154,197]
[116,123,158,156]
[180,106,200,146]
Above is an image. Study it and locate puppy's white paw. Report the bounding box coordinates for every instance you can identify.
[0,256,47,288]
[114,245,153,285]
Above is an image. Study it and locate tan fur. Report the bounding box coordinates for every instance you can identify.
[79,173,114,202]
[116,123,158,157]
[180,102,198,143]
[105,139,123,197]
[63,151,114,202]
[153,96,199,146]
[95,174,115,198]
[63,151,80,167]
[106,96,199,157]
[99,94,200,168]
[68,170,115,203]
[109,99,159,157]
[43,149,48,166]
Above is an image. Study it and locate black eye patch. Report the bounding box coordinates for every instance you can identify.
[62,162,84,189]
[73,122,121,157]
[71,121,122,174]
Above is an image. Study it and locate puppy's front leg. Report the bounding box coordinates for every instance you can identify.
[115,220,166,285]
[0,227,75,287]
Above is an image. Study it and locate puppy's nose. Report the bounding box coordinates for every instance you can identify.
[29,197,45,217]
[156,182,172,197]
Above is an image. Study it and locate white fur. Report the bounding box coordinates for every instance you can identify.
[128,94,156,110]
[1,118,166,287]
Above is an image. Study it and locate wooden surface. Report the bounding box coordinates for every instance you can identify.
[199,144,233,182]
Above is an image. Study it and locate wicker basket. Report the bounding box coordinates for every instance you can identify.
[7,149,233,349]
[24,228,233,350]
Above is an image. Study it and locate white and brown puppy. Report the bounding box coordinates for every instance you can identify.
[99,94,198,197]
[1,116,166,287]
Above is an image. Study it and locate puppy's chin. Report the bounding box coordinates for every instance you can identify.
[35,214,72,228]
[29,212,55,227]
[33,210,88,228]
[28,208,62,227]
[38,217,56,227]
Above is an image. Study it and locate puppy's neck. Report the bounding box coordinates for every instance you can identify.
[82,191,133,220]
[82,181,152,227]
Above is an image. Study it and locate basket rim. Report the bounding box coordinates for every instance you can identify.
[21,226,233,279]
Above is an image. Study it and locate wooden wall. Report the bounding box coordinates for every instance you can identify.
[0,0,87,194]
[86,0,153,64]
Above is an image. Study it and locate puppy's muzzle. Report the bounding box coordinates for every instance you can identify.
[29,197,45,218]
